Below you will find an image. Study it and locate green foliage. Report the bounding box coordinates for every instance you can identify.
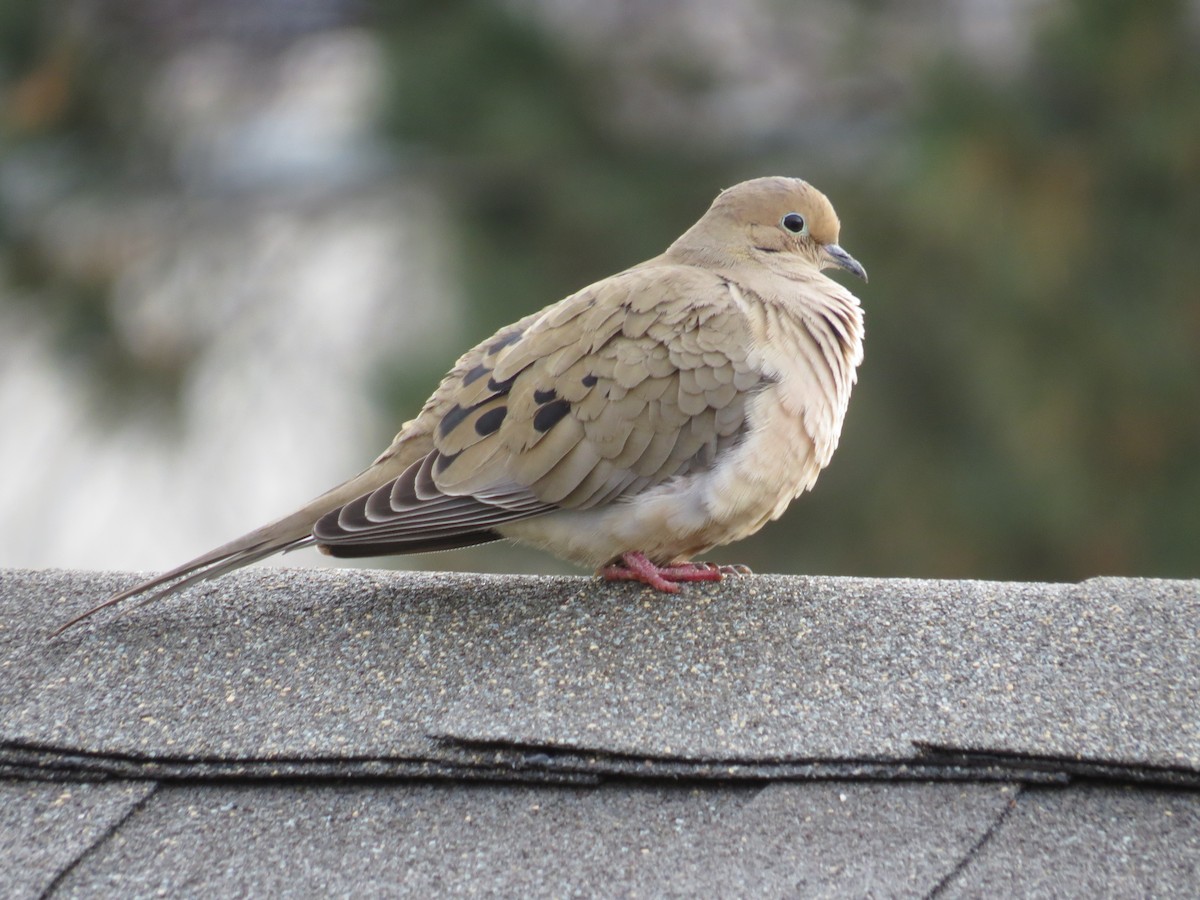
[379,0,734,341]
[0,1,185,422]
[830,0,1200,577]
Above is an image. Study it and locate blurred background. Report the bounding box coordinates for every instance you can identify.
[1,0,1197,583]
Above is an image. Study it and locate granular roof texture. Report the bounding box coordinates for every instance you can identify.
[2,566,1197,897]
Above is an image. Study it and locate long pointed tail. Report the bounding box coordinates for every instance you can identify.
[51,531,315,637]
[51,464,400,637]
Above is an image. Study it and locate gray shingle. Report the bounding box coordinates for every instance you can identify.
[49,781,1020,899]
[640,781,1018,898]
[938,785,1200,897]
[2,568,1197,783]
[52,781,758,898]
[3,566,1199,896]
[434,575,1200,778]
[0,780,155,899]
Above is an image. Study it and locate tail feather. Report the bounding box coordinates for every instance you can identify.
[50,533,315,637]
[51,461,408,637]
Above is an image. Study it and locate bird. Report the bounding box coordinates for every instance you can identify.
[54,176,866,635]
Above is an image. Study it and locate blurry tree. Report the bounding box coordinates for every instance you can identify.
[1,0,191,418]
[379,0,734,339]
[832,0,1200,579]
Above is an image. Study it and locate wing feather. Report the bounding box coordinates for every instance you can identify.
[310,265,767,557]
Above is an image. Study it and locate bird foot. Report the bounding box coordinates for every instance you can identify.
[600,551,725,593]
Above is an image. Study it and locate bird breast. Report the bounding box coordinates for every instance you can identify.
[499,276,863,568]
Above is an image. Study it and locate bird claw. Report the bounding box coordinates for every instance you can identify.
[600,551,726,593]
[717,563,753,576]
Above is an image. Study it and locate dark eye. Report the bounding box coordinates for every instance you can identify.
[781,213,807,235]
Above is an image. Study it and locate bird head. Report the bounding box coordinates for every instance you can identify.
[670,176,867,282]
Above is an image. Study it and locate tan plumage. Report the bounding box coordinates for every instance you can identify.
[55,176,866,634]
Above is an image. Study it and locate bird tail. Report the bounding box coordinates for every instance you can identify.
[51,467,393,637]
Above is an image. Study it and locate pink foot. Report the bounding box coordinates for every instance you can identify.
[600,551,724,593]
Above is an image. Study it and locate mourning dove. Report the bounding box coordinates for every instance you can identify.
[55,176,866,634]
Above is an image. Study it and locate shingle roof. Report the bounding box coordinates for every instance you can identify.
[2,567,1198,896]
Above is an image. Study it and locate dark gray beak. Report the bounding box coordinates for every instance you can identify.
[823,243,868,282]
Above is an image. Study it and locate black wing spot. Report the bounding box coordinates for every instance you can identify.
[533,387,557,404]
[462,363,490,386]
[474,405,508,436]
[439,404,471,438]
[433,450,462,474]
[532,398,572,434]
[487,330,524,355]
[487,372,518,394]
[581,373,598,387]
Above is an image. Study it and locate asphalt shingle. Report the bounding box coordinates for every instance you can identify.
[2,568,1196,784]
[51,781,757,897]
[0,780,155,898]
[939,785,1200,897]
[639,781,1019,897]
[2,566,1199,896]
[47,781,1024,898]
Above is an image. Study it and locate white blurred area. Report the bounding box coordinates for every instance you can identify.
[0,30,460,573]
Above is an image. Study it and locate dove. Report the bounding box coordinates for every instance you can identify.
[55,176,866,635]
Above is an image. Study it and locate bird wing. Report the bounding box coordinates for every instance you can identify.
[312,264,767,555]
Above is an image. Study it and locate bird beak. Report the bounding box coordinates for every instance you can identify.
[823,243,868,282]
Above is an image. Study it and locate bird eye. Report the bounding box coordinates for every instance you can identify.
[781,213,807,235]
